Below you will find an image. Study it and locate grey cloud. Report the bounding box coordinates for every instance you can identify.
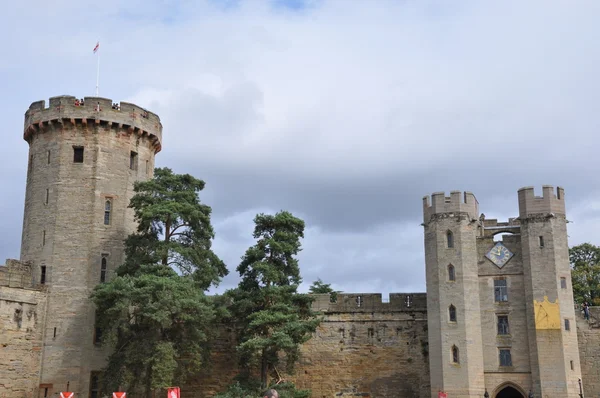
[2,0,600,296]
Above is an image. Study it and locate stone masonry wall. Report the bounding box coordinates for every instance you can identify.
[186,293,430,398]
[0,261,48,398]
[577,306,600,398]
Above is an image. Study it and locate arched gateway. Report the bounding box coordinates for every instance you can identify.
[495,385,525,398]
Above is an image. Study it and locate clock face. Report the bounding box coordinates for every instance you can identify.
[486,242,513,268]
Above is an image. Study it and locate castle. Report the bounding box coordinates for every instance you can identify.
[0,95,598,398]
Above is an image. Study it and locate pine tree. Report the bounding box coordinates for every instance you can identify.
[228,211,320,389]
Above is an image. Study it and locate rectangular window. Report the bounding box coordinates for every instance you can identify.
[497,315,510,335]
[570,360,574,370]
[40,266,46,285]
[539,236,544,247]
[73,146,84,163]
[565,319,570,331]
[42,230,46,246]
[494,278,508,302]
[45,188,49,205]
[145,160,149,175]
[560,277,567,289]
[499,349,512,367]
[89,372,100,398]
[130,151,138,170]
[368,328,374,338]
[47,150,51,164]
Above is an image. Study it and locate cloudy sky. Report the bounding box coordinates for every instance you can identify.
[2,0,600,297]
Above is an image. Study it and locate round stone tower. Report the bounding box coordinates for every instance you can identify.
[21,95,162,396]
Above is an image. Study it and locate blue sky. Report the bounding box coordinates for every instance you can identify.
[2,0,600,295]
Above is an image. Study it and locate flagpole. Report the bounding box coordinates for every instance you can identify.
[95,43,100,96]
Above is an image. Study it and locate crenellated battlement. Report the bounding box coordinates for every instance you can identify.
[311,292,427,313]
[517,185,565,218]
[24,95,163,153]
[422,191,479,223]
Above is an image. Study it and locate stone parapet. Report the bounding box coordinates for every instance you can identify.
[518,185,565,218]
[24,95,162,153]
[311,292,426,313]
[422,191,479,223]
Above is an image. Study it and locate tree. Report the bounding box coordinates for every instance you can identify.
[570,243,600,305]
[91,168,227,397]
[228,211,321,390]
[309,278,337,302]
[118,167,227,289]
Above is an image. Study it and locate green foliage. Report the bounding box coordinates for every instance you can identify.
[91,168,226,397]
[227,211,321,389]
[119,167,227,289]
[309,278,338,302]
[570,243,600,305]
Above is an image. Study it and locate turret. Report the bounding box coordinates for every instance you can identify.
[423,190,485,398]
[20,95,162,397]
[517,186,582,397]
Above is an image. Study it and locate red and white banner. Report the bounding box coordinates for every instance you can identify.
[113,393,126,398]
[167,387,180,398]
[60,393,74,398]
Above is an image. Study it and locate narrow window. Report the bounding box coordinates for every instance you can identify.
[539,236,544,248]
[40,265,47,285]
[45,188,49,205]
[93,311,103,345]
[100,256,107,283]
[448,264,455,281]
[356,295,362,308]
[452,345,459,363]
[499,349,512,366]
[47,150,51,164]
[446,230,454,248]
[497,315,509,335]
[339,328,345,339]
[560,277,567,289]
[90,372,100,398]
[73,146,84,163]
[42,230,46,246]
[570,360,574,370]
[104,200,111,225]
[449,305,457,322]
[405,295,412,308]
[494,278,508,302]
[53,327,57,338]
[130,151,138,170]
[145,160,149,175]
[368,328,374,338]
[565,319,570,331]
[27,155,33,177]
[44,387,48,397]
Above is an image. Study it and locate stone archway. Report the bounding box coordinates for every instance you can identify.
[495,386,525,398]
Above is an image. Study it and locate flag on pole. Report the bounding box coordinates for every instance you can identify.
[60,393,74,398]
[113,393,126,398]
[93,42,100,53]
[167,387,180,398]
